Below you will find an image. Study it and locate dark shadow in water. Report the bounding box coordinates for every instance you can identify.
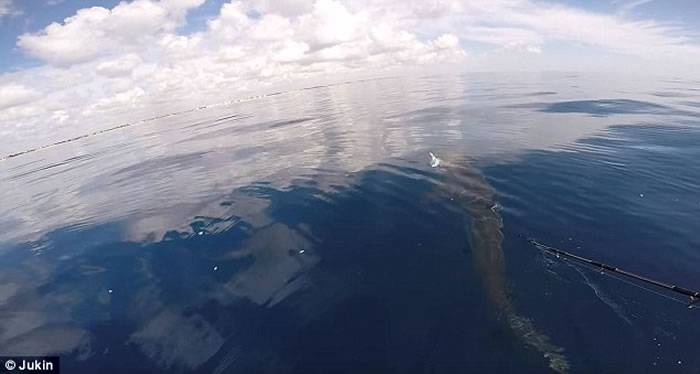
[679,101,700,109]
[181,117,317,144]
[429,158,569,373]
[540,99,698,117]
[650,91,696,98]
[544,99,662,115]
[483,123,700,374]
[8,122,700,373]
[510,99,699,118]
[0,163,556,374]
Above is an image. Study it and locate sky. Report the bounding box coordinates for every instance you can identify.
[0,0,699,149]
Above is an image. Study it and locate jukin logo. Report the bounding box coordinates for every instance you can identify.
[4,359,54,371]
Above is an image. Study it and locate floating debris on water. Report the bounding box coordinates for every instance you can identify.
[429,152,441,168]
[213,266,218,271]
[108,289,113,294]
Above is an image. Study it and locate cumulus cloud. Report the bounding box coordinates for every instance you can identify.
[17,0,204,65]
[96,54,143,77]
[1,0,699,154]
[0,85,40,110]
[3,0,464,137]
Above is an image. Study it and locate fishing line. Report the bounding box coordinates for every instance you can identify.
[545,251,689,306]
[528,238,699,309]
[599,267,689,306]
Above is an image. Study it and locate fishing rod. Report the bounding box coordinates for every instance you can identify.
[525,238,699,309]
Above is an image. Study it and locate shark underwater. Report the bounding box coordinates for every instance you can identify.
[428,152,570,373]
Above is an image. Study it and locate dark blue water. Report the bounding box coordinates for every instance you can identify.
[1,73,699,373]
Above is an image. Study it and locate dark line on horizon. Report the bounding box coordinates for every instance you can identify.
[0,75,402,162]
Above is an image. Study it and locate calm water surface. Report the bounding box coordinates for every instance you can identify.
[1,73,699,373]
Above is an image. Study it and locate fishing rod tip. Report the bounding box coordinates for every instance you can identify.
[520,234,538,245]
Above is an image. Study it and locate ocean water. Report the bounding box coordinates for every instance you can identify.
[1,72,699,373]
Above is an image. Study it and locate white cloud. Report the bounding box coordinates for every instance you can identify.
[617,0,655,15]
[1,0,700,155]
[250,14,294,41]
[0,0,22,18]
[459,26,543,48]
[301,0,363,48]
[17,0,205,65]
[273,40,310,62]
[0,84,40,110]
[96,54,143,77]
[525,45,541,54]
[434,33,459,49]
[0,0,11,17]
[245,0,314,18]
[206,2,250,41]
